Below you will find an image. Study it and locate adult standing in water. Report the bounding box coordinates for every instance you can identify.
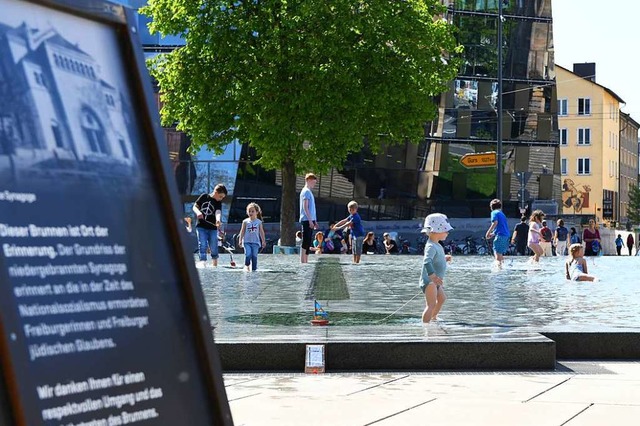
[299,173,318,263]
[511,216,529,256]
[554,219,569,256]
[582,219,601,256]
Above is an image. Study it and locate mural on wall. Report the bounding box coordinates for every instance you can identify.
[562,178,591,212]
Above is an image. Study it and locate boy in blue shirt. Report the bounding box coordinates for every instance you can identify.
[485,198,510,267]
[333,201,366,263]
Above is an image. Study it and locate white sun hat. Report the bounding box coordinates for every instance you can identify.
[421,213,454,234]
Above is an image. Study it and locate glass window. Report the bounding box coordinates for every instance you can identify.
[577,128,590,145]
[51,121,64,148]
[559,128,568,145]
[81,108,108,154]
[578,98,591,115]
[577,158,591,175]
[558,99,568,116]
[561,158,567,175]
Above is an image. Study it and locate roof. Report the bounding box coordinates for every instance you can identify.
[620,111,640,130]
[555,64,625,105]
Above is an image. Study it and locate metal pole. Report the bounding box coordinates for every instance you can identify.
[497,0,504,200]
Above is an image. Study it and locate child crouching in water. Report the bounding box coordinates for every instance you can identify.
[238,202,266,271]
[565,243,596,282]
[419,213,453,323]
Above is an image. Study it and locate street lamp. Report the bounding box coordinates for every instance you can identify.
[496,0,505,201]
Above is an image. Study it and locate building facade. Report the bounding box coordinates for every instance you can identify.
[116,0,560,223]
[0,20,137,185]
[423,0,560,218]
[556,64,627,224]
[619,112,640,225]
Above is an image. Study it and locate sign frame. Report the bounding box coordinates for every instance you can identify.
[0,0,233,424]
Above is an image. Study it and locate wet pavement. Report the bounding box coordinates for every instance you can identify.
[198,254,640,342]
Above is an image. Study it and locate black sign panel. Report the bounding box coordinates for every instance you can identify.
[0,1,232,424]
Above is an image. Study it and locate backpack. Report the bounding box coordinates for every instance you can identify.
[591,240,600,254]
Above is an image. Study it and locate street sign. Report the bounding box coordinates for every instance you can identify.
[459,152,497,168]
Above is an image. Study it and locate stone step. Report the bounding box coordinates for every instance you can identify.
[216,335,556,372]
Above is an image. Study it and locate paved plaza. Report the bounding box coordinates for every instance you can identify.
[225,361,640,425]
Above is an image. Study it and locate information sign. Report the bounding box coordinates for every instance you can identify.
[0,1,232,424]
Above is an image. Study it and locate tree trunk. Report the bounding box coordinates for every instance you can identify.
[279,160,297,246]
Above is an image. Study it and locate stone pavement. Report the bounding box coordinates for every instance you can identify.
[224,361,640,425]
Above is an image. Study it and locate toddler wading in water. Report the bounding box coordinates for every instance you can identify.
[565,243,596,282]
[419,213,453,323]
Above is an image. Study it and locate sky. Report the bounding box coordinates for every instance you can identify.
[552,0,640,121]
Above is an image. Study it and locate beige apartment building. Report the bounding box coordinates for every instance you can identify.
[556,64,638,225]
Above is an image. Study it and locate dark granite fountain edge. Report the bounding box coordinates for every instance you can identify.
[216,337,556,372]
[215,332,640,372]
[541,332,640,359]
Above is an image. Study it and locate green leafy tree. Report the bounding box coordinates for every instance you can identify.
[628,183,640,226]
[143,0,462,245]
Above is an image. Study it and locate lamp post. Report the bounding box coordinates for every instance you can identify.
[496,0,504,201]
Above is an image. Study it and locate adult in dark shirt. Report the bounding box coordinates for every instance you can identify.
[582,219,601,256]
[511,216,529,256]
[383,232,398,254]
[193,184,227,267]
[362,232,377,254]
[627,233,635,256]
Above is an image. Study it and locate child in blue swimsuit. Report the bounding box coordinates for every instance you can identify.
[565,243,595,282]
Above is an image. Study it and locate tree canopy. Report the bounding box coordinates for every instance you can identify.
[628,183,640,226]
[143,0,462,244]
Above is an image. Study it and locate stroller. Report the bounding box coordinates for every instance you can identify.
[218,231,237,267]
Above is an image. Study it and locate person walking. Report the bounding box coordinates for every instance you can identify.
[627,233,635,256]
[527,210,545,263]
[193,184,228,267]
[582,219,601,256]
[299,173,318,263]
[512,216,529,256]
[615,234,624,256]
[485,199,510,267]
[554,219,569,256]
[238,202,266,271]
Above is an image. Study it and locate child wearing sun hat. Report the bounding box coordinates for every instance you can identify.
[419,213,454,323]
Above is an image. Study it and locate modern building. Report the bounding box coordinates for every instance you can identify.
[556,63,629,224]
[114,0,560,223]
[424,0,560,218]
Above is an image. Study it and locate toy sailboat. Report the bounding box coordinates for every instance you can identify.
[311,300,329,326]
